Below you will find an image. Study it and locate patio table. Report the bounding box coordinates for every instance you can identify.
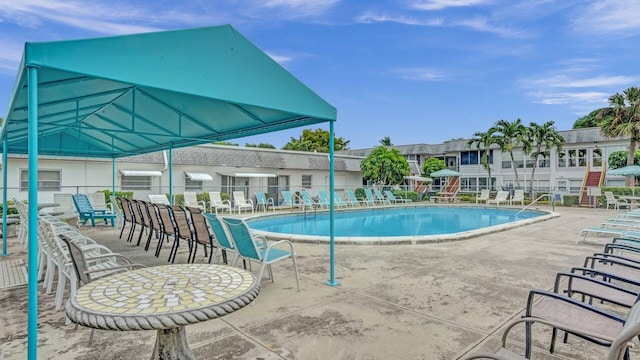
[621,196,640,209]
[66,264,259,360]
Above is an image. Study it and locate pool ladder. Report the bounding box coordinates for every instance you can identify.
[515,193,556,216]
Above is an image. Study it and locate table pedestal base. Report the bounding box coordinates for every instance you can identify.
[151,326,195,360]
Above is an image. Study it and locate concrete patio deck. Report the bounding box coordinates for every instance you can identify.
[0,205,635,359]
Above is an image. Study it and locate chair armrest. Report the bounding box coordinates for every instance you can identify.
[526,289,625,324]
[198,200,207,209]
[86,252,135,265]
[570,266,640,288]
[554,272,638,308]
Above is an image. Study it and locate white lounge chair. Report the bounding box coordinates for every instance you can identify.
[233,191,254,214]
[510,189,524,206]
[476,189,490,204]
[208,191,231,214]
[605,191,629,210]
[148,194,170,205]
[183,191,206,210]
[487,191,509,206]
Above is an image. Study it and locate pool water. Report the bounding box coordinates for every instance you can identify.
[248,207,543,237]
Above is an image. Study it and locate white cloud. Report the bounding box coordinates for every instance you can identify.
[573,0,640,35]
[356,12,443,26]
[0,38,24,76]
[527,75,640,89]
[531,91,609,105]
[266,52,293,65]
[410,0,494,11]
[260,0,341,17]
[453,16,527,38]
[393,68,446,81]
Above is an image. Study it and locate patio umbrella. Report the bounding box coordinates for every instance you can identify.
[429,169,461,177]
[608,165,640,176]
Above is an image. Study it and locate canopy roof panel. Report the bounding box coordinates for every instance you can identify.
[1,25,336,158]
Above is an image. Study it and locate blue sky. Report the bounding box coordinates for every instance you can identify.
[1,0,639,149]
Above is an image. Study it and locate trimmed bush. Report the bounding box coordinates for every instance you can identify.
[392,190,419,202]
[562,195,579,206]
[597,187,640,207]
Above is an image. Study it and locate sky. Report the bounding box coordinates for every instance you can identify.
[0,0,639,150]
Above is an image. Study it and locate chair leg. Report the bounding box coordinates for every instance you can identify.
[291,254,301,292]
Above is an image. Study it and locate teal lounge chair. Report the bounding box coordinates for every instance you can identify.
[363,188,377,206]
[203,213,238,265]
[255,192,275,212]
[316,190,331,209]
[72,194,116,227]
[222,217,300,290]
[281,190,294,209]
[299,190,318,209]
[374,189,391,205]
[334,191,349,207]
[384,190,412,203]
[345,190,363,207]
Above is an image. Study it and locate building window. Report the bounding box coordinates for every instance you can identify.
[20,169,61,191]
[593,148,603,167]
[121,176,151,190]
[538,156,550,168]
[558,151,566,167]
[514,160,524,168]
[302,175,312,189]
[185,176,202,191]
[525,159,535,168]
[578,149,587,167]
[568,150,577,167]
[502,160,512,169]
[460,151,479,165]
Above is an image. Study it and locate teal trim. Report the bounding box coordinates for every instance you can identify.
[1,138,8,256]
[111,158,115,195]
[169,146,173,205]
[326,120,339,286]
[27,65,38,360]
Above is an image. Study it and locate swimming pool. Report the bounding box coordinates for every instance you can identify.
[247,206,555,244]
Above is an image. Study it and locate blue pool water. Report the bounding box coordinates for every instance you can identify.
[248,207,543,237]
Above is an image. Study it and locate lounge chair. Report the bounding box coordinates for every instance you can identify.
[475,189,490,204]
[577,225,640,243]
[203,213,238,265]
[299,190,319,209]
[232,191,254,214]
[345,190,364,207]
[183,191,206,211]
[222,217,300,291]
[487,191,509,207]
[463,296,640,360]
[148,194,170,205]
[87,192,111,212]
[384,190,411,203]
[185,207,217,263]
[334,191,349,207]
[363,188,377,206]
[208,191,231,214]
[606,191,629,210]
[255,192,275,212]
[280,190,295,209]
[72,194,116,227]
[374,189,391,205]
[316,190,331,209]
[510,189,525,206]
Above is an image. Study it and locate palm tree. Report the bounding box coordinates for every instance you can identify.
[599,87,640,186]
[490,119,528,189]
[526,121,564,198]
[379,137,392,146]
[467,130,498,191]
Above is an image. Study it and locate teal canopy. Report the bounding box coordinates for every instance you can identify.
[608,165,640,176]
[1,25,337,157]
[430,169,461,177]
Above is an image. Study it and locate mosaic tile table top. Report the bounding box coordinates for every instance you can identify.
[66,263,260,331]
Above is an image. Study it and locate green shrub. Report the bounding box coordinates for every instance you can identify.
[562,195,579,206]
[0,200,18,215]
[597,187,640,207]
[392,190,419,202]
[459,194,475,203]
[355,188,365,200]
[172,194,185,206]
[99,190,133,208]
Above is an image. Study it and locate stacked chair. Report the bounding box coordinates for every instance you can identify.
[465,228,640,359]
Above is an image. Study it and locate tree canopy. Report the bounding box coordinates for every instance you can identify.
[490,119,528,188]
[282,128,350,153]
[573,108,611,129]
[608,150,640,169]
[245,143,276,149]
[361,146,410,186]
[421,157,445,177]
[379,137,392,146]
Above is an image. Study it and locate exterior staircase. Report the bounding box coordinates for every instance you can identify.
[446,176,460,193]
[579,170,604,206]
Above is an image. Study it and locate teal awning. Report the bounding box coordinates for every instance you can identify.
[1,25,337,157]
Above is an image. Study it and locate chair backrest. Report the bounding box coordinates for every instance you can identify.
[183,192,198,206]
[334,191,346,204]
[317,190,330,205]
[374,189,385,200]
[513,190,524,200]
[346,190,358,202]
[59,234,92,285]
[496,191,509,201]
[364,189,375,203]
[72,194,94,214]
[134,200,151,227]
[281,190,293,205]
[478,189,490,200]
[300,190,315,205]
[145,202,162,231]
[87,192,107,211]
[223,218,262,260]
[605,191,616,201]
[233,191,248,203]
[156,204,176,236]
[128,199,143,225]
[118,197,133,222]
[53,193,75,211]
[609,301,640,360]
[255,192,267,205]
[186,207,212,246]
[209,192,224,205]
[384,190,397,200]
[148,194,170,205]
[169,205,192,239]
[204,213,234,250]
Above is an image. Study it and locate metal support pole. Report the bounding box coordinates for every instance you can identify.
[2,137,8,256]
[27,65,39,360]
[112,157,116,196]
[326,121,339,286]
[169,146,173,205]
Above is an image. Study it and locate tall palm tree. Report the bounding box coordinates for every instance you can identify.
[467,130,498,190]
[490,119,528,189]
[599,87,640,186]
[379,137,392,146]
[526,121,564,198]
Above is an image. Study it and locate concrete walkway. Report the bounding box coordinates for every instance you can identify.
[0,205,633,359]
